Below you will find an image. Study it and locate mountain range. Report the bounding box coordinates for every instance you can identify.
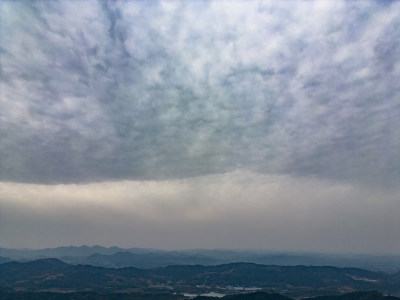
[1,246,399,272]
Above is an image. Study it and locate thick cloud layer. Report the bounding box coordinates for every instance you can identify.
[1,1,399,186]
[1,1,400,252]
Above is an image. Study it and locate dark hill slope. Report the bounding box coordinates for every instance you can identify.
[0,257,10,265]
[0,260,399,295]
[304,291,399,300]
[146,263,388,289]
[0,291,184,300]
[0,291,397,300]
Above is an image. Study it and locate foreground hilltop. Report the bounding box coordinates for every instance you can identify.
[0,291,398,300]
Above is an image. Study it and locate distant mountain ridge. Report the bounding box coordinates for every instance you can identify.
[0,245,131,258]
[1,246,400,272]
[83,251,219,268]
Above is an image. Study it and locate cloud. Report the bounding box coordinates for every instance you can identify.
[1,1,399,252]
[1,170,399,253]
[0,0,399,188]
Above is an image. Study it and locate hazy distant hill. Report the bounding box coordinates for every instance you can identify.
[1,246,400,272]
[180,249,400,273]
[81,251,219,268]
[1,259,400,298]
[0,245,128,259]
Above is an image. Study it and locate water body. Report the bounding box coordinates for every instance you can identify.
[201,292,226,298]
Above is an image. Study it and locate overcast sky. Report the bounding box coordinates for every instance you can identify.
[0,0,399,253]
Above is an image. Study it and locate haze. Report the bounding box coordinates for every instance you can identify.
[0,0,399,254]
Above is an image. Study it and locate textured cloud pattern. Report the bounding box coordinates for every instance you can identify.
[1,1,399,186]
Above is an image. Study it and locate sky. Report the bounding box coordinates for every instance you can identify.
[0,0,399,254]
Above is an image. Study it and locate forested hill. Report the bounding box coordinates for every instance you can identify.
[1,259,400,298]
[0,291,398,300]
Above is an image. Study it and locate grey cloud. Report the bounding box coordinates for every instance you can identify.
[1,172,399,252]
[0,0,399,187]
